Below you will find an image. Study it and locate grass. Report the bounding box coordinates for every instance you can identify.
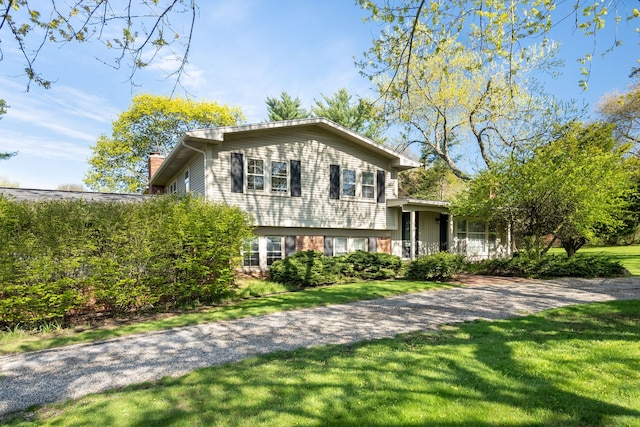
[550,245,640,276]
[0,279,456,355]
[4,300,639,426]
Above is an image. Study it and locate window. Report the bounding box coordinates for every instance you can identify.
[266,236,283,266]
[271,161,288,194]
[362,171,374,199]
[334,237,348,256]
[467,221,486,254]
[457,220,487,254]
[247,159,264,191]
[168,180,177,194]
[331,237,368,256]
[242,237,260,267]
[352,238,367,252]
[184,170,190,193]
[342,169,356,197]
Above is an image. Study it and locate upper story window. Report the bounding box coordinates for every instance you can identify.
[271,161,288,194]
[342,169,356,197]
[362,171,374,199]
[330,165,384,202]
[184,170,190,193]
[247,159,264,191]
[231,153,300,197]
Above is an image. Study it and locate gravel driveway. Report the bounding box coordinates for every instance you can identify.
[1,276,639,416]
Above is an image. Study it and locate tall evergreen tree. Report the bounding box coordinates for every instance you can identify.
[265,92,309,121]
[311,88,386,140]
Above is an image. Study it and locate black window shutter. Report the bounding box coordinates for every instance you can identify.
[231,153,244,193]
[376,170,386,203]
[285,236,296,257]
[330,165,340,200]
[324,236,333,256]
[290,160,301,197]
[368,237,377,252]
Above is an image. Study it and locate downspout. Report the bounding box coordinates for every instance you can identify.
[181,139,207,199]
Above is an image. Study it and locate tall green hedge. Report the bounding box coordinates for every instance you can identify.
[0,195,253,327]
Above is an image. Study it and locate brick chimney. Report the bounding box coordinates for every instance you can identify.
[148,152,166,194]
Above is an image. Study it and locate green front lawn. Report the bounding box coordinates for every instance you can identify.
[0,279,457,355]
[550,245,640,275]
[5,300,639,426]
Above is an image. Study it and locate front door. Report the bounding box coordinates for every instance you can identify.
[439,213,449,251]
[401,212,419,258]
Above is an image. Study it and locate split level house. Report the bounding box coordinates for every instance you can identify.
[148,118,510,271]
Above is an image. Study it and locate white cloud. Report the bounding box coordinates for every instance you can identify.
[0,130,90,161]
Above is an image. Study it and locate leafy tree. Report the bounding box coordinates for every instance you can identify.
[265,92,309,121]
[598,79,640,157]
[361,33,570,180]
[1,1,196,90]
[398,161,464,201]
[0,99,17,160]
[453,122,634,257]
[85,94,244,193]
[359,1,639,91]
[310,88,386,140]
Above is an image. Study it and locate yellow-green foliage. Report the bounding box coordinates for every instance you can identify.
[0,195,253,327]
[85,94,245,193]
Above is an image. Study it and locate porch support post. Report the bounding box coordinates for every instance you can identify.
[448,213,454,254]
[507,222,512,257]
[410,210,416,260]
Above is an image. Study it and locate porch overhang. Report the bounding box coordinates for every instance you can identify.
[387,198,451,213]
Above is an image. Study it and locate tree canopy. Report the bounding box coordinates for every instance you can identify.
[1,0,196,90]
[85,94,244,193]
[359,0,639,91]
[598,79,640,157]
[362,29,571,179]
[398,160,465,201]
[311,88,386,140]
[453,122,635,257]
[358,0,636,180]
[265,92,309,122]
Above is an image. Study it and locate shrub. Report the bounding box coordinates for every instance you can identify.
[474,253,627,278]
[405,253,466,281]
[343,251,402,280]
[0,195,253,327]
[269,251,340,288]
[269,250,402,288]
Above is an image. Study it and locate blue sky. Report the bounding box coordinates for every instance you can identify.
[0,0,638,190]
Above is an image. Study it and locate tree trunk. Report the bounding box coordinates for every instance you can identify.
[561,237,587,257]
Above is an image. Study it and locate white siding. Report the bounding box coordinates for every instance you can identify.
[189,154,205,196]
[390,210,443,258]
[417,211,440,256]
[164,153,204,196]
[206,128,400,230]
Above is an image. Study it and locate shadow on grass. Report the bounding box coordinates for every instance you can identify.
[16,301,639,426]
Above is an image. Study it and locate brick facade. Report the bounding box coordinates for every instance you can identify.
[377,237,391,254]
[296,235,325,252]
